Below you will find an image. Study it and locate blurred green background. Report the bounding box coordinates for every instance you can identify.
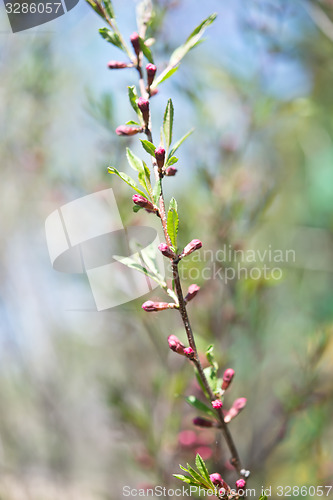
[0,0,332,498]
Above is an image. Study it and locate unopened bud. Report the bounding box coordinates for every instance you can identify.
[132,194,155,211]
[130,32,141,57]
[165,166,177,176]
[222,368,235,390]
[158,243,176,259]
[154,147,165,173]
[146,63,157,87]
[185,284,200,303]
[181,239,203,258]
[184,347,195,359]
[211,399,223,409]
[224,398,247,423]
[236,479,246,490]
[137,97,150,126]
[116,125,142,136]
[168,335,185,355]
[193,417,214,428]
[107,60,129,69]
[210,473,229,491]
[142,301,176,312]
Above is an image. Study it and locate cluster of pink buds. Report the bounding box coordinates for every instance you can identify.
[167,335,195,359]
[184,284,200,303]
[224,398,247,423]
[146,63,157,88]
[137,97,150,127]
[107,60,129,69]
[158,243,176,259]
[222,368,235,391]
[132,194,156,213]
[130,32,141,58]
[116,125,143,136]
[142,301,177,312]
[209,473,230,493]
[180,239,203,258]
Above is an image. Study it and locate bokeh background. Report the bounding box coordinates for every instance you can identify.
[0,0,333,498]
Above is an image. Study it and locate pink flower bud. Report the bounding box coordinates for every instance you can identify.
[165,166,177,176]
[184,347,195,359]
[236,479,246,490]
[211,399,223,409]
[158,243,176,259]
[116,125,142,136]
[137,97,150,125]
[224,398,247,423]
[185,284,200,303]
[146,63,157,87]
[132,194,155,211]
[168,335,185,355]
[222,368,235,390]
[181,239,203,258]
[142,301,172,312]
[130,32,140,57]
[154,147,165,172]
[209,474,229,491]
[193,417,214,428]
[107,60,129,69]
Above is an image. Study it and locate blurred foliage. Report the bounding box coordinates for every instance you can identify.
[0,0,332,499]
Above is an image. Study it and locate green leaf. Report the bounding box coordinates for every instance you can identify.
[85,0,105,19]
[153,179,161,204]
[126,120,140,126]
[169,128,194,159]
[103,0,115,19]
[163,99,174,150]
[169,13,217,66]
[99,28,123,50]
[203,366,220,394]
[206,344,218,370]
[108,167,147,197]
[151,66,179,89]
[166,156,178,167]
[139,38,154,64]
[113,254,165,288]
[126,148,143,173]
[195,454,213,486]
[140,139,156,157]
[186,464,208,486]
[185,395,215,417]
[173,475,193,484]
[167,197,178,249]
[259,497,268,500]
[128,86,141,117]
[133,205,144,213]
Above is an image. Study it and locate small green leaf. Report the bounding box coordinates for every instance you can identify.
[99,28,123,50]
[167,197,178,249]
[173,474,193,484]
[102,0,115,19]
[166,156,178,167]
[169,128,194,159]
[126,148,143,173]
[113,255,166,288]
[151,66,179,89]
[259,496,268,500]
[206,344,218,370]
[126,120,140,126]
[169,13,217,66]
[140,139,156,157]
[128,86,141,117]
[133,205,144,213]
[108,167,147,197]
[139,38,154,64]
[163,99,174,150]
[195,454,212,486]
[203,366,220,394]
[185,395,215,417]
[85,0,105,19]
